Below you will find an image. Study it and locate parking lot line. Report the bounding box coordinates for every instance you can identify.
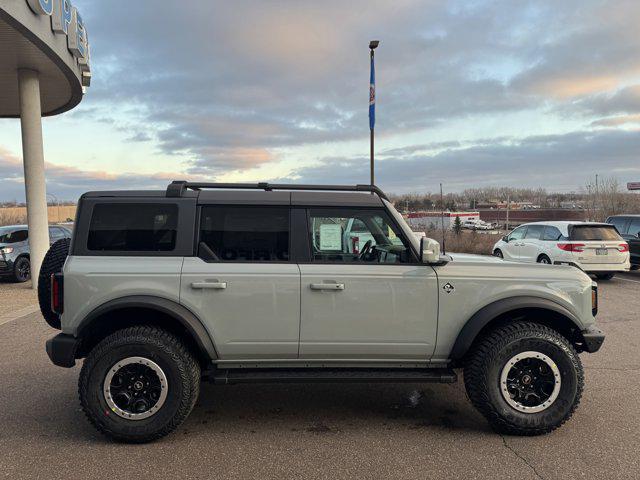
[616,277,640,284]
[0,304,39,326]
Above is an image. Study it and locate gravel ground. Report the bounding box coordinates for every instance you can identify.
[0,272,638,479]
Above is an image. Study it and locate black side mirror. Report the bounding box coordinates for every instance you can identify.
[502,235,509,242]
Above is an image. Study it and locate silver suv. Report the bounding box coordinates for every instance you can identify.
[40,182,604,443]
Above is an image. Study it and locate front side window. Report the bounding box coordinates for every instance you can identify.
[199,206,290,262]
[508,226,526,241]
[308,209,413,263]
[88,204,178,251]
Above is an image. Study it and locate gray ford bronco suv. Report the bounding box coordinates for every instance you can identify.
[40,182,604,443]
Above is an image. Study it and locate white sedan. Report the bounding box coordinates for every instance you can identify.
[492,221,630,280]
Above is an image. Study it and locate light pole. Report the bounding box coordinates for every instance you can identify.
[369,40,379,187]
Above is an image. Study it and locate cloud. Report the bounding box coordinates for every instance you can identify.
[279,129,640,193]
[0,147,194,201]
[3,0,640,200]
[80,0,640,173]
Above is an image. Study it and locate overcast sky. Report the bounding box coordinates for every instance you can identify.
[1,0,640,201]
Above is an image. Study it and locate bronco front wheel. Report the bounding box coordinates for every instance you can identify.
[464,321,583,435]
[79,326,200,443]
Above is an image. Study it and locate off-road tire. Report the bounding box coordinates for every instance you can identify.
[464,321,583,436]
[595,272,615,280]
[12,256,31,283]
[79,326,200,443]
[37,238,70,329]
[493,249,503,259]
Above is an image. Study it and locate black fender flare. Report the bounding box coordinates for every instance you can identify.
[75,295,218,361]
[450,296,582,360]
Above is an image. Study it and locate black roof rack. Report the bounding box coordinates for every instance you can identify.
[166,181,389,200]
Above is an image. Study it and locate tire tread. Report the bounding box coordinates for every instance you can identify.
[464,321,584,436]
[78,325,200,443]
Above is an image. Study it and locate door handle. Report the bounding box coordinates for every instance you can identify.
[191,281,227,290]
[310,283,345,291]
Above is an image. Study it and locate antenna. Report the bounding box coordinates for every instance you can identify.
[440,183,446,255]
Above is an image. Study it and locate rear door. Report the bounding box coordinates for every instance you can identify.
[568,224,627,265]
[180,205,300,360]
[519,224,545,262]
[298,207,438,360]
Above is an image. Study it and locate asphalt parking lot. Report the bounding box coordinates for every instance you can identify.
[0,272,638,480]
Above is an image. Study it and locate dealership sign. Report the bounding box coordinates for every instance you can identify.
[628,182,640,191]
[25,0,90,86]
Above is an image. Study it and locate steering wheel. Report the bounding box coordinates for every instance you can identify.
[358,240,373,261]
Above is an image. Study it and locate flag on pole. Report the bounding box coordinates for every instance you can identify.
[369,54,375,130]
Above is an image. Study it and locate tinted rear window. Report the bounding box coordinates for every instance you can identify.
[88,204,178,251]
[199,206,290,262]
[570,225,621,241]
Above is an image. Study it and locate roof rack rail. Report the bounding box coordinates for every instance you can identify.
[166,181,389,200]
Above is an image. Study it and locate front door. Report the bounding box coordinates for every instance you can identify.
[180,205,300,360]
[503,225,527,260]
[298,208,438,360]
[519,224,545,262]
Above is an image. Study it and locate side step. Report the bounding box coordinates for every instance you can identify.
[211,368,457,385]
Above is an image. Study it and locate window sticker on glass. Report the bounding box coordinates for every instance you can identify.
[319,224,342,251]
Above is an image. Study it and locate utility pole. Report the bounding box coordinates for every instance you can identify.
[440,183,446,254]
[505,193,510,231]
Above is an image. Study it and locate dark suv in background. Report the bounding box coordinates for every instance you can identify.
[0,224,71,282]
[606,215,640,269]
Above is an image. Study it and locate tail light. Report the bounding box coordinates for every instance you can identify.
[51,273,64,315]
[618,243,629,253]
[557,243,585,252]
[591,284,598,316]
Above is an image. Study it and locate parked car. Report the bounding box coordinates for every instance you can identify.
[0,224,71,282]
[492,221,630,280]
[606,214,640,270]
[41,181,603,443]
[463,219,493,231]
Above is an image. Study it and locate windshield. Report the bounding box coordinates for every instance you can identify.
[570,225,621,241]
[0,228,28,244]
[384,199,419,252]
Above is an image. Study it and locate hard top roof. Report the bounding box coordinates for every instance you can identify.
[80,185,385,207]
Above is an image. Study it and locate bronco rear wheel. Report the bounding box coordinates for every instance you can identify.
[79,326,200,443]
[464,321,583,435]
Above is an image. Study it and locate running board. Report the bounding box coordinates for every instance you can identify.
[210,368,457,385]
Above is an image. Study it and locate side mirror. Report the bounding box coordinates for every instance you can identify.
[502,235,509,242]
[420,237,441,264]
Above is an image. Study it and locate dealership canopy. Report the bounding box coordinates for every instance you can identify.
[0,0,90,116]
[0,0,90,289]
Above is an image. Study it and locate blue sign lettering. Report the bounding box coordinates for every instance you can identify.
[26,0,54,15]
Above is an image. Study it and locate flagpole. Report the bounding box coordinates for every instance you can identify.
[369,40,379,188]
